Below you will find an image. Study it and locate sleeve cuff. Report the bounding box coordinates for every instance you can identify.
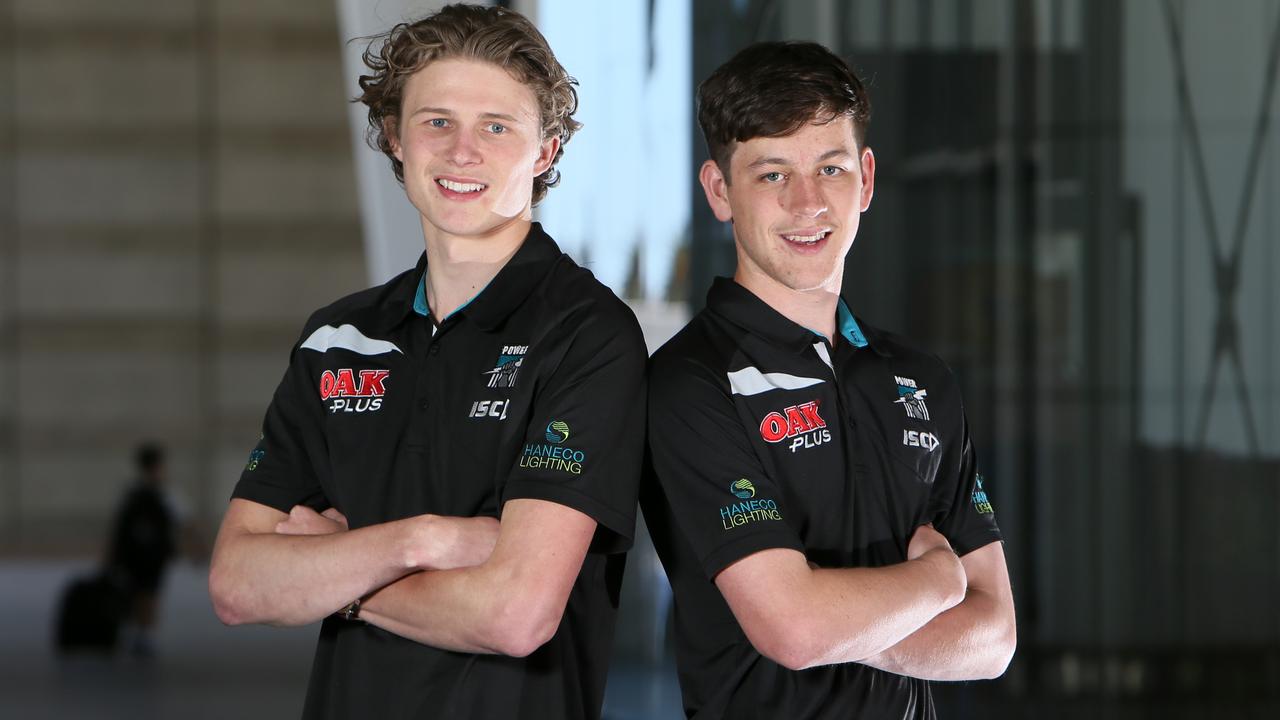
[230,476,326,515]
[950,528,1004,558]
[502,478,637,554]
[700,527,805,580]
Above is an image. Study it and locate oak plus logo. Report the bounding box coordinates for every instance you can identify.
[758,400,831,453]
[319,368,389,414]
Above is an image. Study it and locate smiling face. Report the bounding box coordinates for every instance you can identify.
[699,115,875,297]
[389,58,559,244]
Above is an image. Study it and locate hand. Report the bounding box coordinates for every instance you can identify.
[411,515,501,571]
[907,524,950,561]
[275,505,349,536]
[908,524,967,606]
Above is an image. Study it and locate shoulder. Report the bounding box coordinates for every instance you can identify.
[860,317,966,408]
[291,267,418,346]
[531,256,647,352]
[648,310,743,404]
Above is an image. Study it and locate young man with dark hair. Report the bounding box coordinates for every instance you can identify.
[209,5,646,719]
[643,41,1016,718]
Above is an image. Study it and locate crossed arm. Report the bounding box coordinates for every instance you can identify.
[714,525,1015,679]
[208,497,596,656]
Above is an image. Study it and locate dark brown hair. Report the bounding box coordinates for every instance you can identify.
[356,3,581,205]
[697,41,871,176]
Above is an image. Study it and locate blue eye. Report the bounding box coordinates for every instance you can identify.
[488,123,507,134]
[820,166,843,176]
[761,171,784,183]
[428,118,448,128]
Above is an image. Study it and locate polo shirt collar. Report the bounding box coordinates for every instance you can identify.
[380,222,563,332]
[706,277,888,356]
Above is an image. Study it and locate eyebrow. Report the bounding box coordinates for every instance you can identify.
[408,107,522,124]
[746,148,853,169]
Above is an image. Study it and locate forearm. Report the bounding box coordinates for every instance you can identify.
[859,586,1016,680]
[210,519,417,627]
[359,564,512,654]
[798,551,965,667]
[358,499,593,657]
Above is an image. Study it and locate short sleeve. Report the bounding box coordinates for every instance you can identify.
[231,327,329,514]
[646,358,805,579]
[928,385,1002,556]
[502,302,647,554]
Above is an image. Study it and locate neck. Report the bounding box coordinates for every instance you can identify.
[421,215,531,320]
[733,267,842,341]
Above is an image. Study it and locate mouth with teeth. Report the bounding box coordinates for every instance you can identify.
[435,177,488,199]
[780,229,832,252]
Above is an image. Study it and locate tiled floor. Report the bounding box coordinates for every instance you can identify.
[0,560,682,719]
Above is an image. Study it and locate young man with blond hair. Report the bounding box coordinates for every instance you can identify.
[210,5,645,718]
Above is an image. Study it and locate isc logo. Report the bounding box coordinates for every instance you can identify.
[468,399,510,420]
[319,368,388,413]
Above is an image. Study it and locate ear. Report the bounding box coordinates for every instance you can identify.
[699,159,734,223]
[384,116,403,162]
[858,147,875,212]
[533,135,561,177]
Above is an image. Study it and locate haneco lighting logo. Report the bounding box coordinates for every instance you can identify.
[244,448,265,471]
[319,368,389,413]
[520,419,585,475]
[759,400,831,452]
[484,344,528,389]
[719,479,781,530]
[546,420,570,444]
[972,474,995,515]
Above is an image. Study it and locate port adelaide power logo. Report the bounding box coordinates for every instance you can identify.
[758,400,831,453]
[484,344,528,389]
[894,376,930,421]
[319,368,389,413]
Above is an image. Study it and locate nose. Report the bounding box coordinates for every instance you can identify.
[446,128,482,167]
[782,175,827,218]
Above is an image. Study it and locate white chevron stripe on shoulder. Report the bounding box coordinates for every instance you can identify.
[300,324,403,356]
[727,366,824,396]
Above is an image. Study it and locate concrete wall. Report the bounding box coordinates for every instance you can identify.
[1,0,367,552]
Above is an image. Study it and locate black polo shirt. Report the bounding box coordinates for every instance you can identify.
[231,224,646,720]
[642,278,1002,720]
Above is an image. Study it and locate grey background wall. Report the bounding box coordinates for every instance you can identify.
[0,0,367,553]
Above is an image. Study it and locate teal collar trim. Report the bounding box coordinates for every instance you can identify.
[804,298,869,347]
[413,274,429,316]
[413,274,484,321]
[837,297,869,348]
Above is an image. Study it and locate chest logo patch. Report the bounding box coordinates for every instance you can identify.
[894,376,931,421]
[759,400,832,453]
[484,344,528,389]
[903,429,940,452]
[319,368,389,414]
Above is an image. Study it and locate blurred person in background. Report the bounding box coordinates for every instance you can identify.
[208,5,646,719]
[643,41,1016,719]
[107,442,177,658]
